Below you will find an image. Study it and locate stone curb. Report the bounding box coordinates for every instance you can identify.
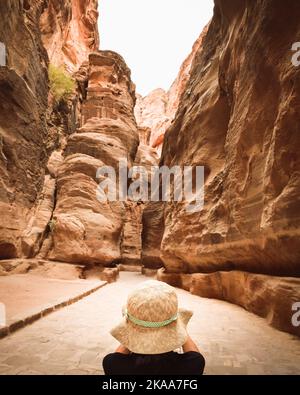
[0,281,107,340]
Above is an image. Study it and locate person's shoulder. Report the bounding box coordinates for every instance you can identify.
[103,352,130,363]
[178,352,206,373]
[180,351,204,358]
[180,351,205,362]
[102,352,131,373]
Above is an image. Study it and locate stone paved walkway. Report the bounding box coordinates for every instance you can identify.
[0,272,300,375]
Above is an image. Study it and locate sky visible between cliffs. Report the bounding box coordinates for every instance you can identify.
[100,0,214,97]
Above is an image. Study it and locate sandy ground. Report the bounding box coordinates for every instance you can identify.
[0,274,104,325]
[0,271,300,375]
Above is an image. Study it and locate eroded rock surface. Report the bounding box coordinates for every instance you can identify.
[141,202,164,269]
[148,0,300,337]
[41,51,139,265]
[1,0,299,341]
[157,268,300,337]
[135,89,170,153]
[121,129,160,267]
[133,142,161,269]
[121,201,143,266]
[160,0,300,277]
[40,0,99,73]
[0,0,49,259]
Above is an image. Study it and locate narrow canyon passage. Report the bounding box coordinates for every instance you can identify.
[0,0,300,378]
[0,272,299,375]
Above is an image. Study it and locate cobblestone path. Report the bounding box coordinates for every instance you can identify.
[0,272,300,375]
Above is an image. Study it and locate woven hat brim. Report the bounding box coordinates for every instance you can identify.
[110,308,193,354]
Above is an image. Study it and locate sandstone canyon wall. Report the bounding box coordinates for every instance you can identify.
[40,0,99,73]
[137,26,209,269]
[41,51,140,265]
[135,89,169,154]
[0,0,100,260]
[0,0,158,269]
[0,0,299,338]
[155,0,300,336]
[0,0,50,259]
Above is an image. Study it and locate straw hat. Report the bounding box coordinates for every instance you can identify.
[110,280,193,354]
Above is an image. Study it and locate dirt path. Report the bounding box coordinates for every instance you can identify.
[0,272,299,375]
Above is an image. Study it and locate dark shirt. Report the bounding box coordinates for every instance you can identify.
[103,351,205,375]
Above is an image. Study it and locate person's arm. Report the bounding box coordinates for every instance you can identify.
[182,335,200,353]
[182,335,205,375]
[115,344,130,354]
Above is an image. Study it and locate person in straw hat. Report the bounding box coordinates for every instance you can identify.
[103,280,205,375]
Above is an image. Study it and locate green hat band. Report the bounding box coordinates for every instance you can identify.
[125,309,178,328]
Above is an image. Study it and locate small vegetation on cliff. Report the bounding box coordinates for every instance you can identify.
[48,218,56,233]
[49,64,75,102]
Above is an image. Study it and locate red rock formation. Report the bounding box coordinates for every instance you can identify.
[41,51,139,265]
[157,268,300,337]
[135,89,169,154]
[141,202,164,269]
[0,1,98,261]
[121,132,160,267]
[1,0,299,340]
[138,127,151,146]
[166,24,209,123]
[139,27,209,268]
[0,0,49,259]
[161,0,300,276]
[134,142,161,269]
[121,201,143,265]
[155,0,300,335]
[135,25,208,154]
[40,0,99,73]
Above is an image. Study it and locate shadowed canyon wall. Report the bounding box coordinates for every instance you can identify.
[154,0,300,336]
[160,0,300,276]
[0,0,100,260]
[0,0,158,268]
[0,0,50,259]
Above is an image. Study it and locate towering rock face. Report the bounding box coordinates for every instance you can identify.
[0,0,99,260]
[139,26,209,267]
[40,0,99,73]
[135,144,161,269]
[135,26,208,154]
[141,202,164,269]
[0,0,50,259]
[156,0,300,335]
[121,139,159,266]
[42,51,139,265]
[160,0,300,277]
[166,24,208,124]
